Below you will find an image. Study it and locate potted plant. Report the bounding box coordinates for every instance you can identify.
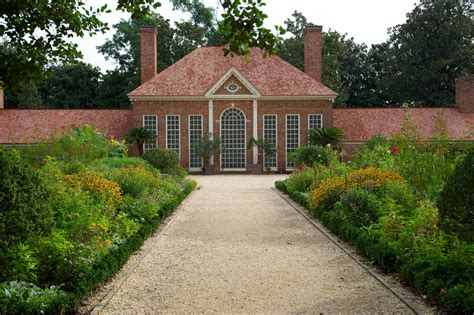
[192,134,221,175]
[247,138,277,174]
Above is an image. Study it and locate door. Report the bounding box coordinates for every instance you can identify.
[220,107,246,170]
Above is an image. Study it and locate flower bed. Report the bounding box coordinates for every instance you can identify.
[276,117,473,313]
[0,125,196,313]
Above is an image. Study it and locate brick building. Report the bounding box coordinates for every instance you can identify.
[129,25,336,172]
[0,26,473,173]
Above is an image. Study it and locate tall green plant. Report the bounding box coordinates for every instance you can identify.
[124,127,156,156]
[309,127,345,147]
[192,134,221,164]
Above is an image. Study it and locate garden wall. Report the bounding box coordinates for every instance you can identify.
[0,109,133,144]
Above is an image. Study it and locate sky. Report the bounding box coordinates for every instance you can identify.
[75,0,419,72]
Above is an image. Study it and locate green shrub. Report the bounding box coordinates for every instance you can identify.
[275,179,288,193]
[308,127,345,147]
[0,147,54,253]
[109,166,156,198]
[437,148,474,241]
[286,167,315,194]
[363,135,392,150]
[288,145,337,168]
[0,281,68,314]
[142,148,182,174]
[1,244,38,283]
[119,196,159,223]
[88,157,151,173]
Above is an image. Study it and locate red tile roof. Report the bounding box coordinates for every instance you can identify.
[129,47,336,97]
[0,109,132,144]
[334,108,474,142]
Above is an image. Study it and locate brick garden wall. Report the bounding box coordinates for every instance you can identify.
[0,109,132,144]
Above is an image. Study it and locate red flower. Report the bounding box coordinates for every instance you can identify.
[71,149,77,156]
[60,125,66,129]
[391,146,399,155]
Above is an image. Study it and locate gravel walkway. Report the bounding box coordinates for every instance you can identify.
[98,175,417,314]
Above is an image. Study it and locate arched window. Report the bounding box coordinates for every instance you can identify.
[220,107,246,170]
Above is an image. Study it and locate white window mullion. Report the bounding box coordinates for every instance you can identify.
[188,115,203,170]
[286,114,300,170]
[142,115,157,153]
[263,114,277,170]
[166,115,180,158]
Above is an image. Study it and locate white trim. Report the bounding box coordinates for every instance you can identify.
[165,115,180,159]
[205,67,261,97]
[129,95,336,101]
[252,100,258,165]
[219,106,247,171]
[285,114,300,171]
[188,114,203,171]
[142,114,158,153]
[208,100,214,165]
[263,114,278,171]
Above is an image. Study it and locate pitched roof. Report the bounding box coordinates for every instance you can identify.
[128,47,336,97]
[333,108,474,142]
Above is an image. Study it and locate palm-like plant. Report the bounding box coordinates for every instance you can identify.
[124,127,156,156]
[309,127,345,147]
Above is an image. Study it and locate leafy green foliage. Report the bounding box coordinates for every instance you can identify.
[288,145,337,168]
[308,128,345,147]
[0,281,68,314]
[142,148,181,174]
[247,137,276,157]
[218,0,285,57]
[0,147,54,253]
[438,148,474,241]
[192,134,221,162]
[124,127,156,156]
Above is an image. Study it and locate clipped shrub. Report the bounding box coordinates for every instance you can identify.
[310,167,403,212]
[437,148,474,241]
[0,281,68,314]
[288,145,337,167]
[275,179,288,193]
[0,147,54,252]
[62,172,123,206]
[142,148,181,174]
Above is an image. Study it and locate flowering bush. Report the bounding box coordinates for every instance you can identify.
[310,167,403,211]
[62,172,123,206]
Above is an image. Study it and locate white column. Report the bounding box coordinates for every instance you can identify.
[208,99,214,165]
[252,99,258,165]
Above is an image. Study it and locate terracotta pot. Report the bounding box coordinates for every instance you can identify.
[252,163,262,174]
[204,163,216,175]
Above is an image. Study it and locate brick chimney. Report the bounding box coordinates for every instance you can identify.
[304,25,323,82]
[139,26,157,84]
[456,77,474,113]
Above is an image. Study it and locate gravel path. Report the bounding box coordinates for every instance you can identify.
[99,175,417,314]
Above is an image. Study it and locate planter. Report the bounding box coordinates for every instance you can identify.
[252,163,263,174]
[204,163,216,175]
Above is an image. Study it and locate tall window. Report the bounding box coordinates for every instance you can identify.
[166,115,180,157]
[286,114,300,169]
[188,115,203,169]
[143,115,157,152]
[308,114,323,131]
[263,115,277,170]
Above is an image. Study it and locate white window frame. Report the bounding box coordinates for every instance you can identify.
[188,114,203,171]
[308,114,323,131]
[142,115,157,153]
[166,115,180,158]
[219,107,247,172]
[285,114,300,171]
[263,114,278,171]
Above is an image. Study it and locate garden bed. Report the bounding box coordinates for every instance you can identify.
[0,125,196,313]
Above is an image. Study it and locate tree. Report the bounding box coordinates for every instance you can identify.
[278,11,370,107]
[124,127,156,156]
[381,0,473,106]
[38,63,101,108]
[4,80,43,109]
[1,0,281,88]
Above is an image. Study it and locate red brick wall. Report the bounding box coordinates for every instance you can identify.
[140,27,157,84]
[132,99,332,172]
[304,26,323,82]
[0,109,132,144]
[456,77,474,113]
[132,100,208,166]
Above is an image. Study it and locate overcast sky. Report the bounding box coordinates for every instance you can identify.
[75,0,419,72]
